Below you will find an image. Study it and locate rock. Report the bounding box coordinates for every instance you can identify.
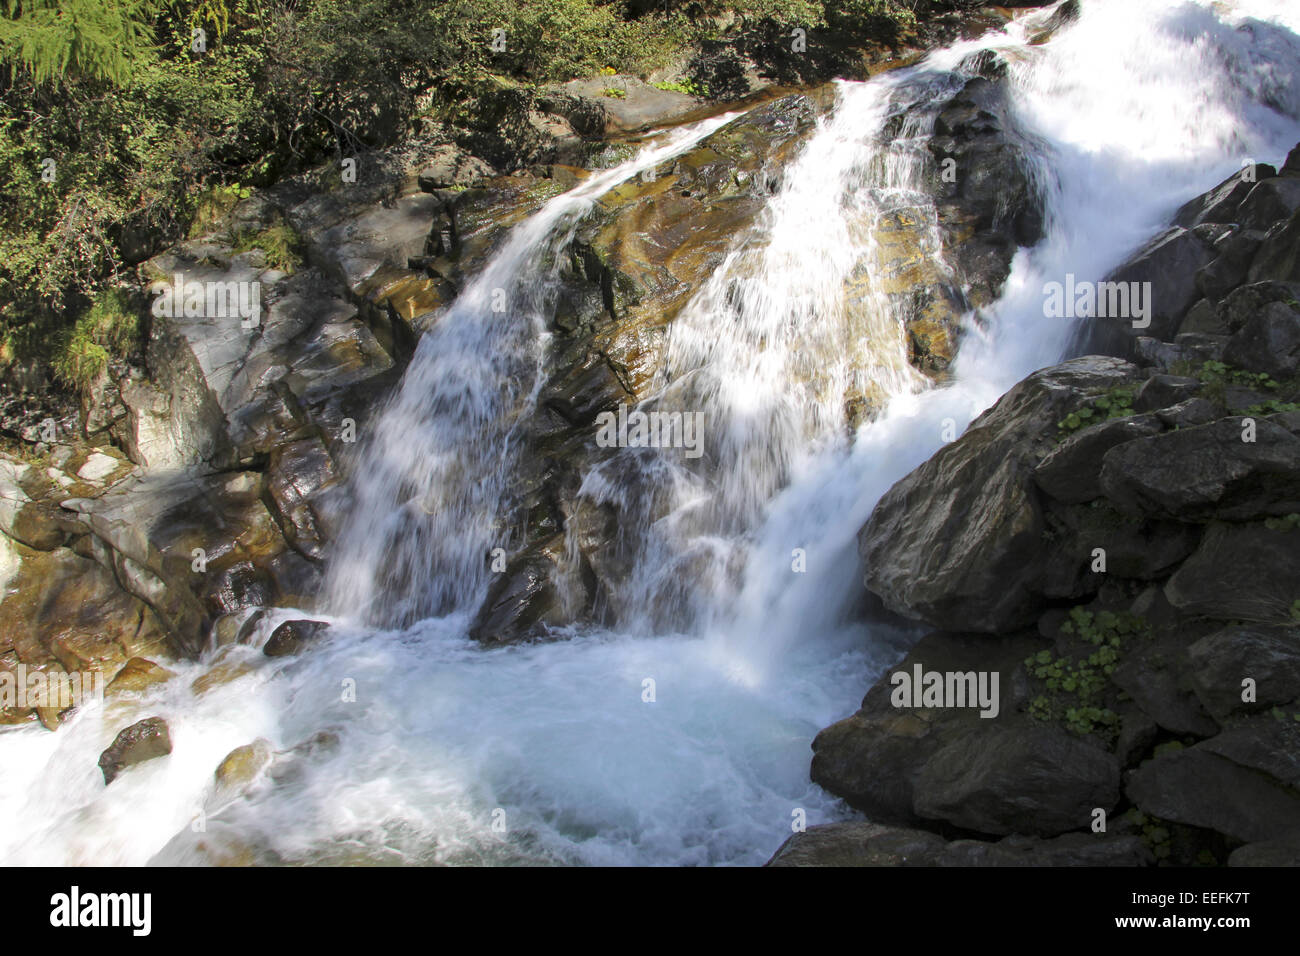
[1100,227,1217,341]
[107,658,175,695]
[912,723,1120,836]
[1221,301,1300,378]
[811,631,1042,827]
[1179,297,1228,335]
[1165,522,1300,623]
[266,438,339,560]
[1099,418,1300,521]
[1198,715,1300,788]
[262,619,328,657]
[1196,230,1266,302]
[1126,747,1300,843]
[1033,414,1163,504]
[1173,165,1275,228]
[416,145,496,191]
[537,77,701,140]
[469,536,565,645]
[1237,176,1300,232]
[1216,279,1300,333]
[99,716,172,784]
[1248,208,1300,283]
[860,356,1142,632]
[1154,397,1220,428]
[1134,374,1202,413]
[213,738,274,795]
[1229,838,1300,866]
[1188,625,1300,720]
[1110,631,1219,737]
[765,822,1150,866]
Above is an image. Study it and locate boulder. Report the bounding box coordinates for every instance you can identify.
[1165,522,1300,623]
[1126,746,1300,843]
[263,619,329,657]
[911,723,1120,836]
[860,356,1141,632]
[1099,418,1300,521]
[99,716,173,784]
[1187,625,1300,720]
[765,822,1150,866]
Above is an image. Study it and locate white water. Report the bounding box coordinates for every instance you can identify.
[4,0,1300,866]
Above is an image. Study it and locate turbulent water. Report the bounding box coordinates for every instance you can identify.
[4,0,1300,866]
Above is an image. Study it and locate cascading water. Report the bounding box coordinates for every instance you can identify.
[3,0,1300,867]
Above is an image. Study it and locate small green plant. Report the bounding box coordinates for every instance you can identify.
[1125,808,1174,862]
[653,77,708,97]
[601,87,626,99]
[1264,514,1300,532]
[1243,399,1300,416]
[232,222,304,273]
[1057,386,1135,439]
[1024,607,1147,741]
[189,183,252,239]
[52,288,140,395]
[1289,599,1300,624]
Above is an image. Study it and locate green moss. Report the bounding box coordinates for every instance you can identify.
[601,87,626,99]
[51,287,140,395]
[653,78,708,97]
[231,222,304,274]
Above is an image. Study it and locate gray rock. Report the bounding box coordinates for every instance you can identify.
[1034,414,1163,504]
[764,821,1150,866]
[1173,165,1275,228]
[861,356,1142,632]
[1134,374,1202,413]
[1103,227,1217,341]
[1126,747,1300,843]
[912,723,1120,837]
[1237,176,1300,232]
[1099,418,1300,521]
[1248,208,1300,284]
[1188,625,1300,719]
[1221,301,1300,378]
[1228,838,1300,866]
[1166,522,1300,623]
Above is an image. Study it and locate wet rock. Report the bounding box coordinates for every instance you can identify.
[1033,414,1163,504]
[1228,838,1300,866]
[107,658,175,695]
[912,723,1120,837]
[1187,625,1300,720]
[1133,374,1202,413]
[811,631,1041,827]
[1101,226,1218,341]
[1237,176,1300,232]
[214,738,274,795]
[1099,418,1300,521]
[860,356,1141,632]
[469,536,566,645]
[266,437,339,560]
[766,822,1150,866]
[1126,746,1300,844]
[99,716,172,784]
[1172,165,1273,227]
[262,619,329,657]
[1221,300,1300,378]
[1165,522,1300,623]
[1248,208,1300,283]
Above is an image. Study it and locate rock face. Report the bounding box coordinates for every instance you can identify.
[860,355,1142,633]
[766,822,1150,867]
[804,144,1300,867]
[99,716,172,784]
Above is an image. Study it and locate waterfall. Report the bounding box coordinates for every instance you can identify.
[3,0,1299,867]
